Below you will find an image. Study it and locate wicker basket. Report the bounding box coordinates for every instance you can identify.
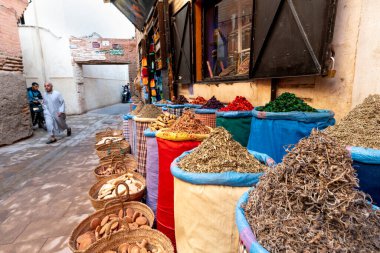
[68,201,155,253]
[96,140,131,159]
[93,157,138,181]
[99,154,131,165]
[95,136,124,148]
[82,228,174,253]
[95,128,123,142]
[88,173,146,210]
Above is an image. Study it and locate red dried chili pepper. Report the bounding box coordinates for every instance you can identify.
[219,96,254,112]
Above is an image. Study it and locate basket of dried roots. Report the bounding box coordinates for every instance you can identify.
[82,227,174,253]
[239,130,380,252]
[96,140,131,159]
[88,173,146,210]
[69,200,154,252]
[93,157,137,181]
[95,128,123,143]
[99,154,133,166]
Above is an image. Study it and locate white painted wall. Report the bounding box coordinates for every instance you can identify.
[83,65,129,111]
[352,0,380,107]
[19,0,135,114]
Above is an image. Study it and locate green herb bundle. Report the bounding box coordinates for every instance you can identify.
[257,92,317,112]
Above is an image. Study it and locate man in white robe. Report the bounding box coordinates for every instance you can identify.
[43,82,71,144]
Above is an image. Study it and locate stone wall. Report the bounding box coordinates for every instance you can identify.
[0,71,32,145]
[0,0,32,145]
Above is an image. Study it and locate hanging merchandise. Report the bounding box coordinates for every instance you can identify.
[142,67,148,76]
[142,57,148,67]
[149,43,154,53]
[150,79,156,88]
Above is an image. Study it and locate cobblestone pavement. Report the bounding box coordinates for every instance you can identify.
[0,103,130,253]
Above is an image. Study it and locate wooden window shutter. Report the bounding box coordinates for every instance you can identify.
[171,3,193,84]
[251,0,338,78]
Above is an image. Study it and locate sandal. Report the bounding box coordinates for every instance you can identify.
[46,138,57,144]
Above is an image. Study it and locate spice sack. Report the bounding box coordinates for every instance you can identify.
[248,108,335,163]
[171,128,273,253]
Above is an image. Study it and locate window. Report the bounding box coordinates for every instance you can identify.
[203,0,253,80]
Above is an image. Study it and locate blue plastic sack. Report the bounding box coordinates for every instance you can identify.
[167,104,186,109]
[184,103,202,109]
[216,110,253,118]
[194,108,218,114]
[236,190,269,253]
[123,114,134,120]
[154,103,171,107]
[347,146,380,204]
[248,109,335,163]
[143,128,157,138]
[170,149,273,187]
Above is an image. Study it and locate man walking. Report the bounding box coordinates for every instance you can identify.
[43,82,71,144]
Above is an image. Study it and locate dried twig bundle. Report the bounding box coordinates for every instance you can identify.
[136,104,163,119]
[244,130,380,252]
[326,94,380,149]
[164,110,211,135]
[178,127,266,173]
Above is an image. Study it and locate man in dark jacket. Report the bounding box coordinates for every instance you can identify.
[27,82,43,126]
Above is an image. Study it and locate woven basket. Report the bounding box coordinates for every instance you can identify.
[95,128,123,142]
[93,157,138,181]
[68,201,155,253]
[99,153,132,165]
[96,140,131,159]
[82,228,174,253]
[88,173,146,210]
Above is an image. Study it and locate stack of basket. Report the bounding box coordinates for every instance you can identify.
[67,127,174,252]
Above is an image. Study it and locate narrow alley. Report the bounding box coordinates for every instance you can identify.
[0,104,129,253]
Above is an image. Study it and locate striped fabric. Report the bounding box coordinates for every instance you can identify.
[128,119,135,156]
[135,121,150,177]
[123,118,130,141]
[195,113,217,128]
[168,107,185,118]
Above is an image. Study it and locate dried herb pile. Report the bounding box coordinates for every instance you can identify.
[326,94,380,149]
[164,110,210,134]
[178,127,266,173]
[156,99,171,104]
[191,96,207,105]
[219,96,253,111]
[244,130,380,252]
[173,95,188,105]
[136,104,163,118]
[130,101,144,116]
[257,92,317,112]
[201,96,224,109]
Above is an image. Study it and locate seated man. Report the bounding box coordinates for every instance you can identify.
[27,82,43,124]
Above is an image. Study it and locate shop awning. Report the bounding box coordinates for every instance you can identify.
[111,0,155,31]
